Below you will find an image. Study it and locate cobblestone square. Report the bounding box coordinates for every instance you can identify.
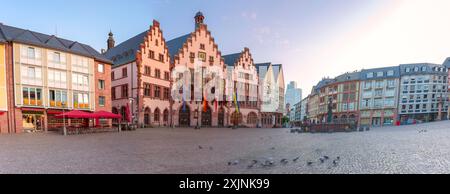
[0,121,450,174]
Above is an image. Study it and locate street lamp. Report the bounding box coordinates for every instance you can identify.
[116,105,121,132]
[62,102,67,136]
[129,98,135,128]
[195,108,200,130]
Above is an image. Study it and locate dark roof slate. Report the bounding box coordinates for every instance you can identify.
[0,23,111,63]
[223,53,241,66]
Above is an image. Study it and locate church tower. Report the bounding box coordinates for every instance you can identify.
[107,31,115,50]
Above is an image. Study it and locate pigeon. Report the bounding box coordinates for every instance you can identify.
[307,161,313,166]
[247,160,258,169]
[228,160,239,166]
[319,158,325,163]
[198,146,203,149]
[280,159,288,165]
[332,160,338,166]
[293,157,300,162]
[271,147,276,150]
[323,156,329,160]
[262,157,275,167]
[336,156,341,160]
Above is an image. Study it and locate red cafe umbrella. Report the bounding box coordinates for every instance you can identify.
[93,111,122,119]
[92,111,122,127]
[55,110,95,119]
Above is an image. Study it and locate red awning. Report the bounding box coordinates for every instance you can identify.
[55,110,95,119]
[92,111,121,119]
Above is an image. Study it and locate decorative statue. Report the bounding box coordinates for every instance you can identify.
[327,97,333,123]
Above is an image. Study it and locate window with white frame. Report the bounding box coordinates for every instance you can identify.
[98,64,104,73]
[20,65,42,85]
[72,55,89,73]
[73,92,89,109]
[72,73,89,91]
[367,72,373,78]
[20,45,42,65]
[48,70,67,88]
[47,51,66,69]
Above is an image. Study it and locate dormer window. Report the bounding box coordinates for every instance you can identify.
[376,72,383,77]
[387,70,394,76]
[200,44,205,50]
[421,66,427,71]
[405,67,410,72]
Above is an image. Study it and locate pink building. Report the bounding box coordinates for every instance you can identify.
[223,48,260,127]
[105,20,171,127]
[168,12,228,127]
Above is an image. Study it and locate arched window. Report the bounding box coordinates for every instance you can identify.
[154,108,160,122]
[163,109,169,122]
[144,107,151,125]
[112,107,119,123]
[247,112,257,124]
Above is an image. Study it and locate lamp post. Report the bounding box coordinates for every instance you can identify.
[129,98,134,128]
[117,105,121,132]
[62,102,67,136]
[195,108,200,130]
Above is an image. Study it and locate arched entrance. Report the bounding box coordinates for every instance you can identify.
[179,105,190,127]
[247,112,257,126]
[218,107,224,127]
[231,112,243,126]
[144,107,151,126]
[201,106,212,127]
[112,107,119,124]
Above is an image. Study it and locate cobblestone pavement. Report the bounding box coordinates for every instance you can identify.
[0,121,450,174]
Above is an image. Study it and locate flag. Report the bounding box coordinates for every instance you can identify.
[125,102,132,123]
[203,92,207,112]
[182,84,187,112]
[234,89,240,113]
[214,97,218,112]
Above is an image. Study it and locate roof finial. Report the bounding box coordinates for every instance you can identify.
[195,11,205,29]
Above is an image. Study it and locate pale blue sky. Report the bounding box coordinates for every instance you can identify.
[2,0,449,95]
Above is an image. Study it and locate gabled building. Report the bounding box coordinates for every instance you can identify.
[168,12,228,127]
[223,48,259,127]
[0,23,112,133]
[255,62,285,127]
[104,20,172,127]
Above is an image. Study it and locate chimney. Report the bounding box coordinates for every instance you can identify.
[107,31,115,50]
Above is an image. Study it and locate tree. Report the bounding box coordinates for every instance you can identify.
[282,116,290,125]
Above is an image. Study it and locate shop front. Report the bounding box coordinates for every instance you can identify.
[22,109,45,132]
